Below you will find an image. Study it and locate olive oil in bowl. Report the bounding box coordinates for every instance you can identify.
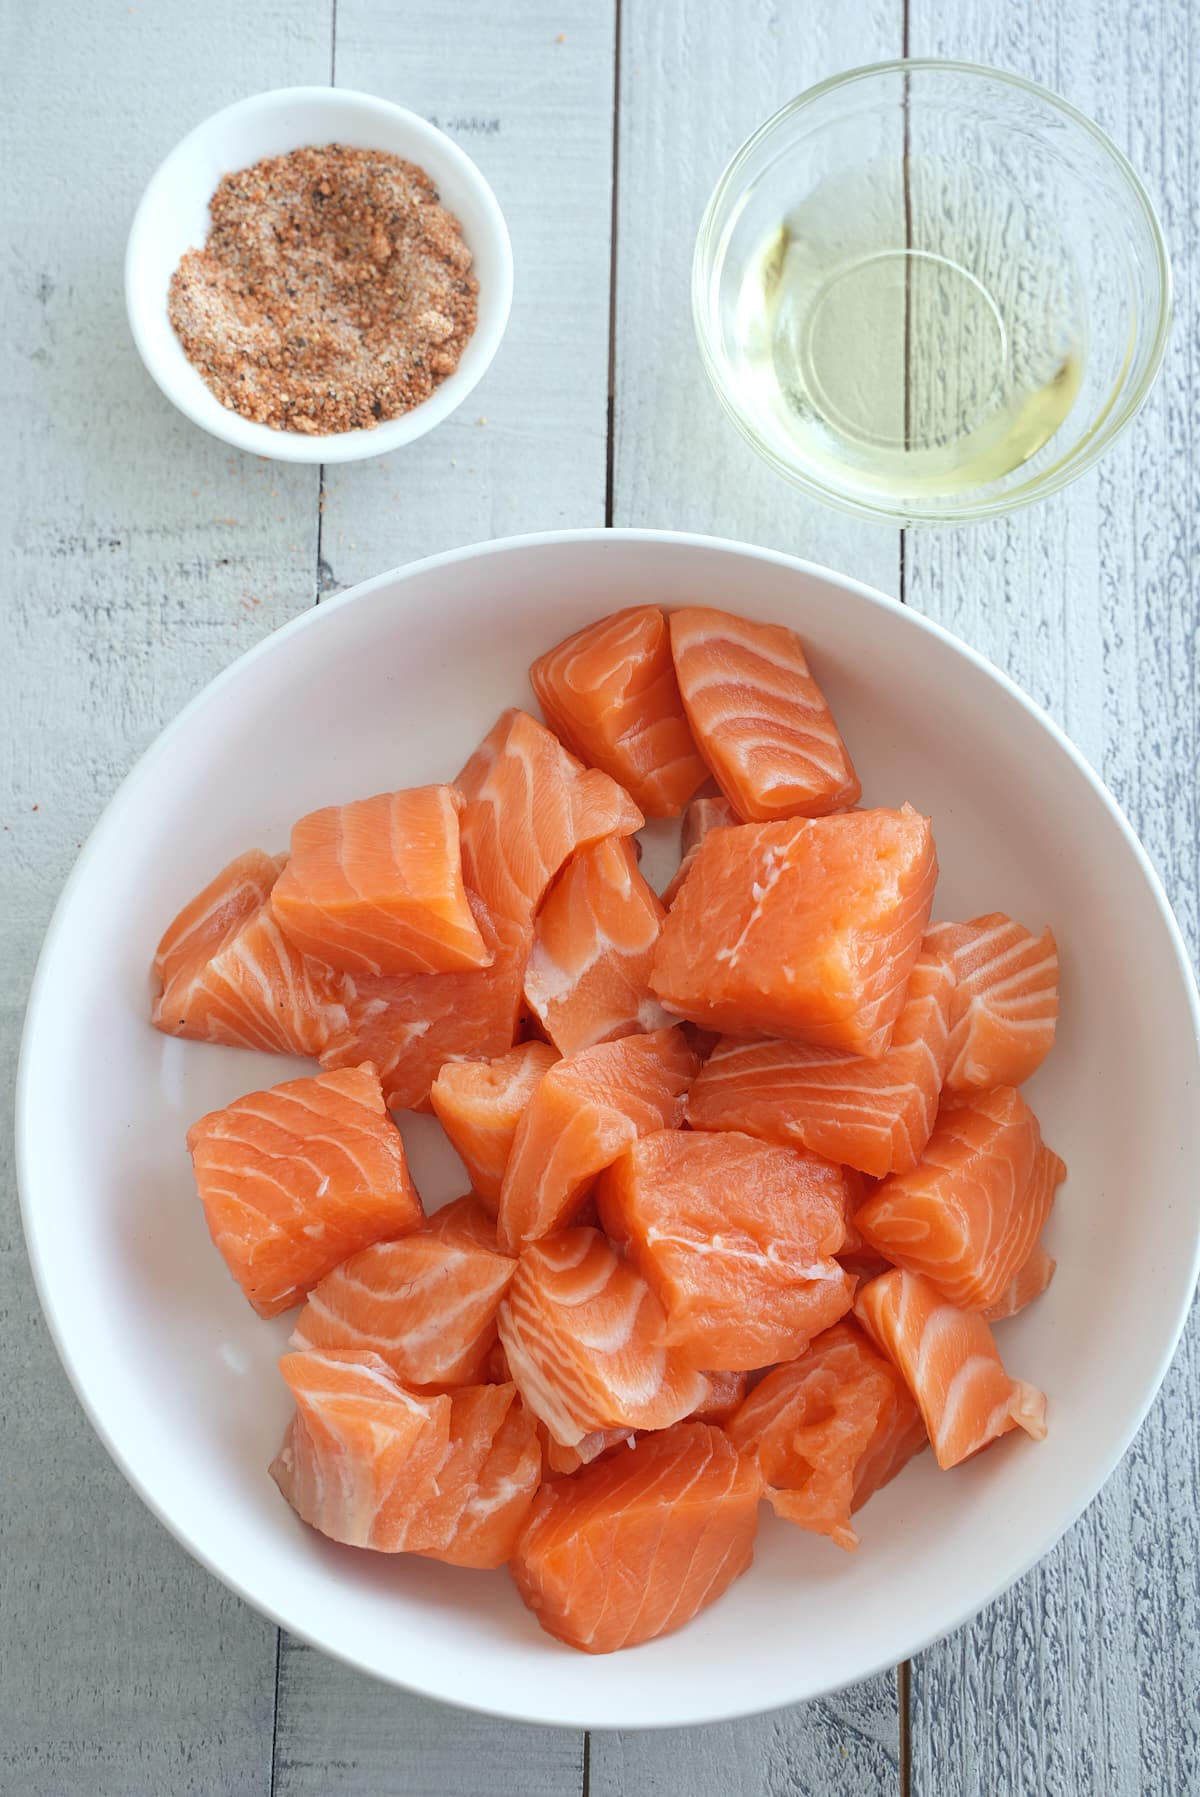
[734,207,1085,502]
[694,64,1169,524]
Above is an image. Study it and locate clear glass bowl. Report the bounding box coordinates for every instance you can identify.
[693,60,1171,525]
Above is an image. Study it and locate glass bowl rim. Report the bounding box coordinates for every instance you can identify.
[691,57,1173,526]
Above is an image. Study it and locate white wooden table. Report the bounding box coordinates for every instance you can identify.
[3,3,1197,1792]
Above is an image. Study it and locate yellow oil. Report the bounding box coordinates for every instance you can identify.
[730,205,1084,504]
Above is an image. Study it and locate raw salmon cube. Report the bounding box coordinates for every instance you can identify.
[511,1421,761,1653]
[290,1195,515,1387]
[669,606,861,820]
[530,605,709,817]
[456,708,643,925]
[523,836,671,1056]
[430,1041,560,1207]
[271,785,492,978]
[686,941,957,1176]
[153,848,282,993]
[384,1382,542,1568]
[496,1227,710,1447]
[855,1268,1046,1469]
[855,1088,1064,1311]
[981,1236,1057,1322]
[320,892,530,1112]
[186,1063,424,1317]
[153,852,352,1057]
[596,1129,854,1371]
[271,1349,450,1547]
[651,806,937,1057]
[271,1353,540,1566]
[925,913,1059,1093]
[496,1026,698,1252]
[726,1320,926,1550]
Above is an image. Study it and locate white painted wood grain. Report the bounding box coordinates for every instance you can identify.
[272,1650,585,1797]
[0,3,330,1794]
[609,0,903,584]
[590,1679,905,1797]
[594,2,906,1791]
[903,5,1200,1795]
[314,0,617,590]
[271,2,616,1785]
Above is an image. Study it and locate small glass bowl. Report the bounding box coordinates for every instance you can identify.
[693,60,1171,526]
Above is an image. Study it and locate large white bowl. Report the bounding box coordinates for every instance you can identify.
[125,88,513,463]
[17,531,1200,1729]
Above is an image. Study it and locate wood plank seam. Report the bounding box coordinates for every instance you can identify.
[270,1630,283,1797]
[604,0,623,530]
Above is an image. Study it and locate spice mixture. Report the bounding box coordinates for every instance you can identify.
[168,144,478,433]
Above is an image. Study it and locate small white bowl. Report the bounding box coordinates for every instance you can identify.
[125,87,513,463]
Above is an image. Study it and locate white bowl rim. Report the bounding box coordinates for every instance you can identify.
[16,526,1200,1726]
[124,85,514,464]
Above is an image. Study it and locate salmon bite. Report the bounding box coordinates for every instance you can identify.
[156,601,1062,1653]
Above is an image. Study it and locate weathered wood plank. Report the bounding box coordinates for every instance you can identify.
[609,0,903,578]
[314,0,617,591]
[272,2,616,1784]
[595,1,905,1790]
[0,3,330,1793]
[589,1679,904,1797]
[904,5,1200,1794]
[272,1651,585,1797]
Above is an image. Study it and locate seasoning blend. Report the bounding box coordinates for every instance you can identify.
[169,144,478,434]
